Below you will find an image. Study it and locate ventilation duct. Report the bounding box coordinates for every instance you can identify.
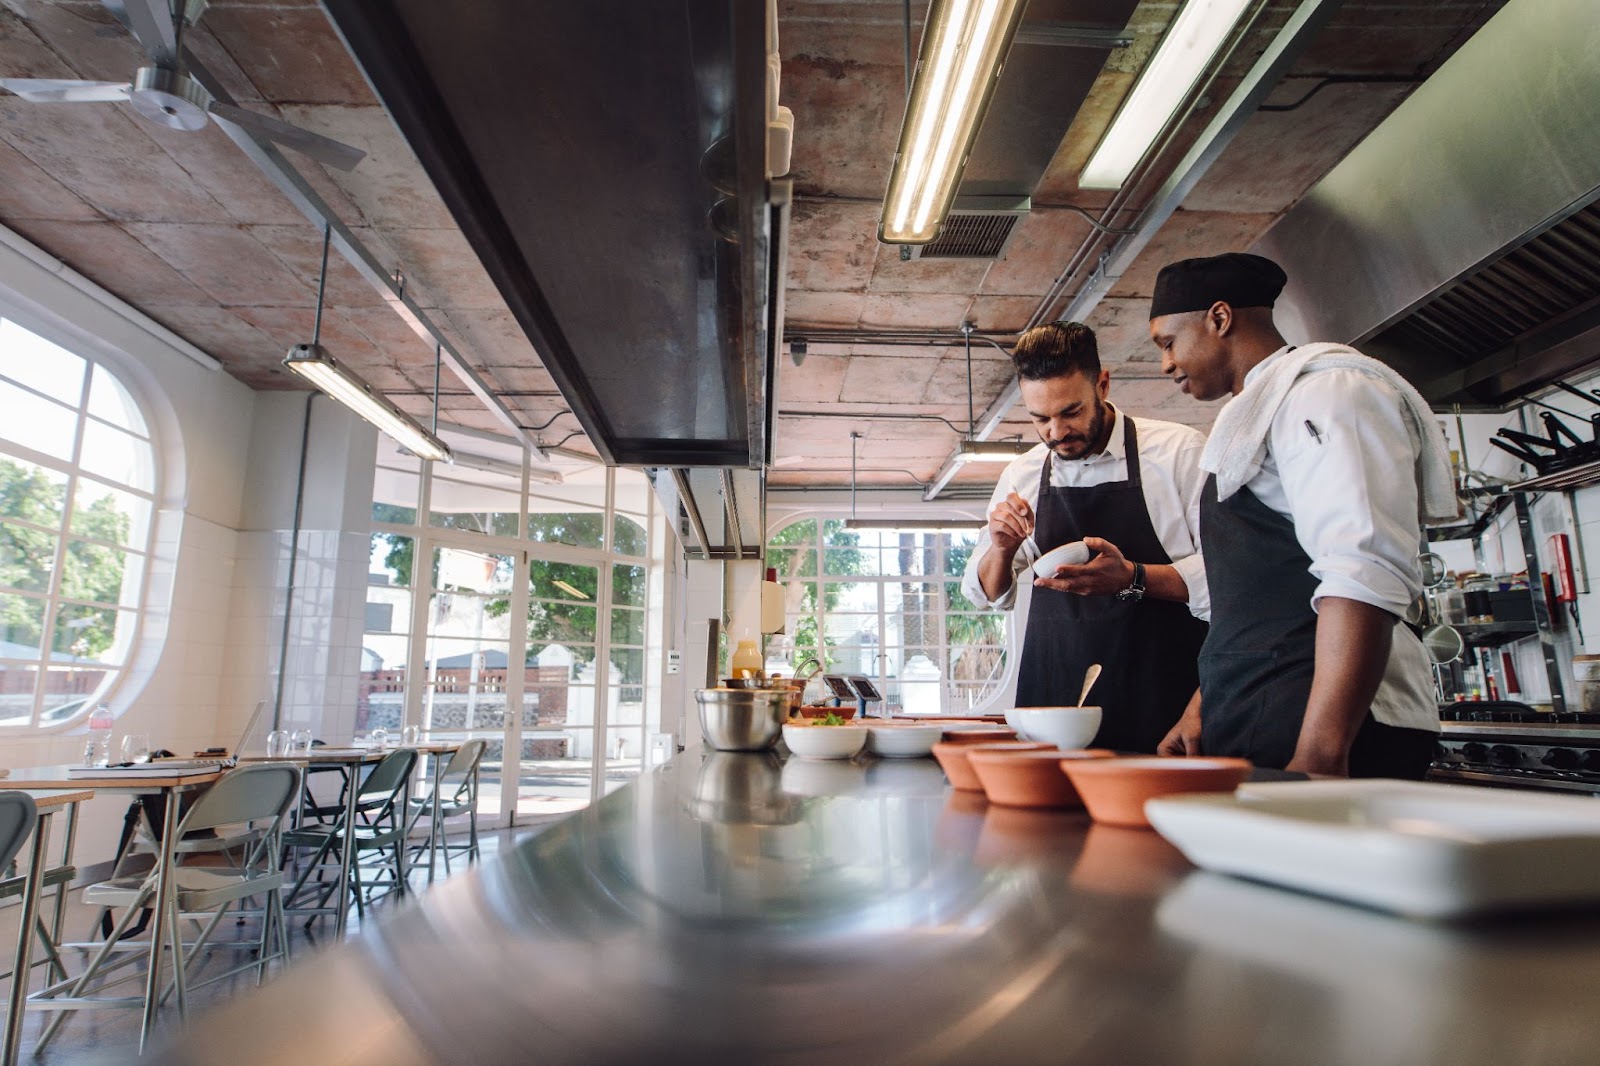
[906,197,1030,260]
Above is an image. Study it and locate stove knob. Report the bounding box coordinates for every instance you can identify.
[1581,750,1600,774]
[1461,742,1489,764]
[1541,747,1579,771]
[1488,745,1520,768]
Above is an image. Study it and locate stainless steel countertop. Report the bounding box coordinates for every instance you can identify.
[153,751,1600,1066]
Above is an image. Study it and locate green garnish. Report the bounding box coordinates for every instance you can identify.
[820,712,845,727]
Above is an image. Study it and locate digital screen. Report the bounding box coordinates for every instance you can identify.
[847,675,882,701]
[822,675,857,699]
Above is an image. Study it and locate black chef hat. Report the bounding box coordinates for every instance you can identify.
[1149,252,1288,319]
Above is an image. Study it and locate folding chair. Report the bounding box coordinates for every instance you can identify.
[406,739,487,876]
[33,763,302,1052]
[0,793,66,984]
[281,748,417,926]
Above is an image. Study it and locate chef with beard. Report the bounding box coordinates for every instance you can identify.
[961,321,1210,753]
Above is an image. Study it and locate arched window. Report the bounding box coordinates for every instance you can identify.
[0,317,155,729]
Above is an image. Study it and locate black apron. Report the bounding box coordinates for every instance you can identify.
[1197,475,1435,778]
[1015,415,1209,753]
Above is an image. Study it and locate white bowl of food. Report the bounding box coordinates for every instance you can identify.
[1032,540,1091,579]
[1013,706,1102,749]
[863,722,943,759]
[782,721,868,760]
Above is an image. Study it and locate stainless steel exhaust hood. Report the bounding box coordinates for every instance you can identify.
[324,1,780,468]
[1253,0,1600,408]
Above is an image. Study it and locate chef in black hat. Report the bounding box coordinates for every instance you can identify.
[961,321,1210,755]
[1148,252,1455,778]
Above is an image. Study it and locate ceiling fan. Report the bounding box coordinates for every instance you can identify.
[0,0,366,171]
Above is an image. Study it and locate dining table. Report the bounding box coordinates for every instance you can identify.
[1,788,92,1066]
[142,748,1600,1065]
[3,764,221,1056]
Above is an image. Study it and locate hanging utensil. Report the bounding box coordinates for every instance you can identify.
[1421,624,1465,665]
[1078,663,1103,706]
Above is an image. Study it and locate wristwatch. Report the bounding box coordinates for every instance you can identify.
[1115,561,1146,603]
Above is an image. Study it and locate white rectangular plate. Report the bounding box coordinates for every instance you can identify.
[1145,779,1600,918]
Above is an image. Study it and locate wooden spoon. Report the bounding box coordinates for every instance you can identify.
[1078,663,1103,706]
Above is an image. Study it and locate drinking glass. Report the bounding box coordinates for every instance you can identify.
[266,730,292,758]
[290,729,314,755]
[369,727,389,750]
[119,733,150,765]
[400,725,421,746]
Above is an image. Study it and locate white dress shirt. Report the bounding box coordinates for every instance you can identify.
[960,407,1209,619]
[1240,351,1438,733]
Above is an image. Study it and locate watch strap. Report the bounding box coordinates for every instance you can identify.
[1116,561,1146,602]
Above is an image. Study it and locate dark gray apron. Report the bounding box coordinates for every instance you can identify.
[1015,415,1210,753]
[1197,475,1435,777]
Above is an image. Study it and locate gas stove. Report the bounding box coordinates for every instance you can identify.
[1430,703,1600,794]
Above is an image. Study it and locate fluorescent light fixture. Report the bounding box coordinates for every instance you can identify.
[283,344,453,463]
[878,0,1028,244]
[1079,0,1254,189]
[952,439,1034,464]
[551,579,589,600]
[843,518,977,532]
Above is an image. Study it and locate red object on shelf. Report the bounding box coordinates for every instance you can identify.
[1501,651,1521,695]
[1549,534,1577,602]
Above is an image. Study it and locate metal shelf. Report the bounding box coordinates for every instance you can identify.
[1509,458,1600,492]
[1456,621,1538,647]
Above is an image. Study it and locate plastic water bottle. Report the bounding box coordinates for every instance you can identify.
[86,703,114,766]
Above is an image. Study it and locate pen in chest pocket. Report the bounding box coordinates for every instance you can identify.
[1304,420,1323,444]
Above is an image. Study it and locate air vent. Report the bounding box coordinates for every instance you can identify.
[907,195,1029,260]
[1372,201,1600,369]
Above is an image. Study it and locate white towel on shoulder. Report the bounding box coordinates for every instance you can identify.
[1200,342,1459,521]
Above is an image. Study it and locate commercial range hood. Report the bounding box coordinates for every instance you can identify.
[324,2,784,559]
[1254,0,1600,409]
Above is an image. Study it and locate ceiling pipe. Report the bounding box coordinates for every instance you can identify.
[921,0,1347,501]
[175,45,544,457]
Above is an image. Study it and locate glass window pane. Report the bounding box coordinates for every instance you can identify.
[613,467,652,515]
[768,546,815,579]
[0,662,37,724]
[944,581,979,612]
[0,593,46,655]
[59,540,131,607]
[944,532,979,578]
[42,667,110,724]
[79,421,153,492]
[87,365,148,437]
[422,678,507,734]
[364,586,410,635]
[822,614,880,675]
[526,496,604,549]
[372,437,421,525]
[432,547,514,597]
[0,524,57,593]
[774,519,817,546]
[71,478,149,547]
[0,319,85,406]
[527,642,596,682]
[824,545,877,576]
[612,513,647,556]
[369,533,415,589]
[610,607,644,646]
[612,563,646,607]
[1,458,68,528]
[947,613,1005,648]
[529,561,598,603]
[0,380,77,457]
[51,603,134,664]
[826,581,877,613]
[429,465,521,537]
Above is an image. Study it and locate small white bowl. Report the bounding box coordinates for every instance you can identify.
[1032,540,1091,579]
[1014,706,1102,749]
[782,722,868,760]
[864,722,943,759]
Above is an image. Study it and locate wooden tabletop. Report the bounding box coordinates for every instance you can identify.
[21,789,94,809]
[3,765,223,790]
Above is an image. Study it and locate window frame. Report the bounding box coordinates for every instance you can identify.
[0,316,158,731]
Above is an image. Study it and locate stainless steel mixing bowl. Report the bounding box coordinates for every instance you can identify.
[695,688,790,751]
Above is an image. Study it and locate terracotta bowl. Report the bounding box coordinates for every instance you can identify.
[968,748,1115,808]
[1058,756,1253,828]
[794,704,857,720]
[932,740,1053,791]
[939,725,1018,745]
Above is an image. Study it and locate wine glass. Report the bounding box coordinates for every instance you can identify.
[119,733,150,765]
[400,725,421,746]
[369,727,389,750]
[265,730,291,758]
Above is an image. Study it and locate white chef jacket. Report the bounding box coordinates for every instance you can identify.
[960,407,1209,619]
[1239,351,1438,733]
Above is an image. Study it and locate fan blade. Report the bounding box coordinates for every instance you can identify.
[116,0,179,66]
[208,102,366,171]
[0,78,131,103]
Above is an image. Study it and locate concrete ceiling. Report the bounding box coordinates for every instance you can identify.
[0,0,1505,488]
